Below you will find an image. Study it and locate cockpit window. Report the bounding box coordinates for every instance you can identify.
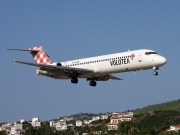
[145,52,157,55]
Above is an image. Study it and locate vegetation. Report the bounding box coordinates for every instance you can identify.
[1,100,180,134]
[134,110,180,130]
[23,121,56,135]
[134,99,180,113]
[19,110,180,134]
[0,131,6,135]
[55,110,180,135]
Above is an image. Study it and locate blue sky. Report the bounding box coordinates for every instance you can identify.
[1,1,180,123]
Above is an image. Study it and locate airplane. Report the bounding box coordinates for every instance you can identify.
[7,46,167,87]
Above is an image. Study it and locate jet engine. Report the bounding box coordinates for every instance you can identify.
[56,62,62,66]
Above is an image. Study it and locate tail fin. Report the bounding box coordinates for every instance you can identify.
[7,46,51,75]
[6,46,51,64]
[29,46,51,64]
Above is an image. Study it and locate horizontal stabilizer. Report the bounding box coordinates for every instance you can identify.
[6,48,39,52]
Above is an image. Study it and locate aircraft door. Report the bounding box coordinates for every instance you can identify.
[138,54,142,62]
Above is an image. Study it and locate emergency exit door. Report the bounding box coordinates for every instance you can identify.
[138,54,142,62]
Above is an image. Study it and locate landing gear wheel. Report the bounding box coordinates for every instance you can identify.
[153,71,158,76]
[71,78,78,84]
[89,81,97,87]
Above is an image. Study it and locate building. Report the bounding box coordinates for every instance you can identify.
[169,125,180,132]
[110,116,132,123]
[84,120,92,125]
[62,117,74,121]
[92,116,100,121]
[31,117,41,128]
[76,120,82,127]
[101,114,108,120]
[112,112,133,118]
[20,118,25,124]
[55,120,67,131]
[1,123,12,133]
[108,112,133,130]
[10,124,23,135]
[50,121,55,127]
[108,123,118,131]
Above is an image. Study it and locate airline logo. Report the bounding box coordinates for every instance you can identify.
[131,53,135,60]
[29,46,51,64]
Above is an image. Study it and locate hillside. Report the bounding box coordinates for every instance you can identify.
[134,110,180,130]
[53,99,180,122]
[134,99,180,113]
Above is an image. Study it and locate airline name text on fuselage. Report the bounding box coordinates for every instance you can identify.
[110,58,130,66]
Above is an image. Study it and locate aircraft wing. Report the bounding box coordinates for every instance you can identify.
[109,75,123,80]
[12,60,123,80]
[12,60,93,73]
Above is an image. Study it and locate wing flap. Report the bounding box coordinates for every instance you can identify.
[109,75,123,80]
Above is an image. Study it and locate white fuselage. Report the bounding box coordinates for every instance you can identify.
[58,49,166,79]
[9,47,167,86]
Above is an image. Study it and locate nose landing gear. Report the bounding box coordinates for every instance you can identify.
[153,71,158,76]
[153,67,159,76]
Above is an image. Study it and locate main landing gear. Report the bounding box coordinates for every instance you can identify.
[89,80,97,87]
[153,67,159,76]
[71,73,78,84]
[71,78,97,87]
[71,78,78,84]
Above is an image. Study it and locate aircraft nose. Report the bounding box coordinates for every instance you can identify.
[160,56,167,65]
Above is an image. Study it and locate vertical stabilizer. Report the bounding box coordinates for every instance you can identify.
[29,46,51,64]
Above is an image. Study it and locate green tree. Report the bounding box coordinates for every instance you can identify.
[40,122,56,135]
[129,127,139,135]
[23,122,34,135]
[118,122,125,134]
[0,131,6,135]
[101,120,107,134]
[139,128,159,135]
